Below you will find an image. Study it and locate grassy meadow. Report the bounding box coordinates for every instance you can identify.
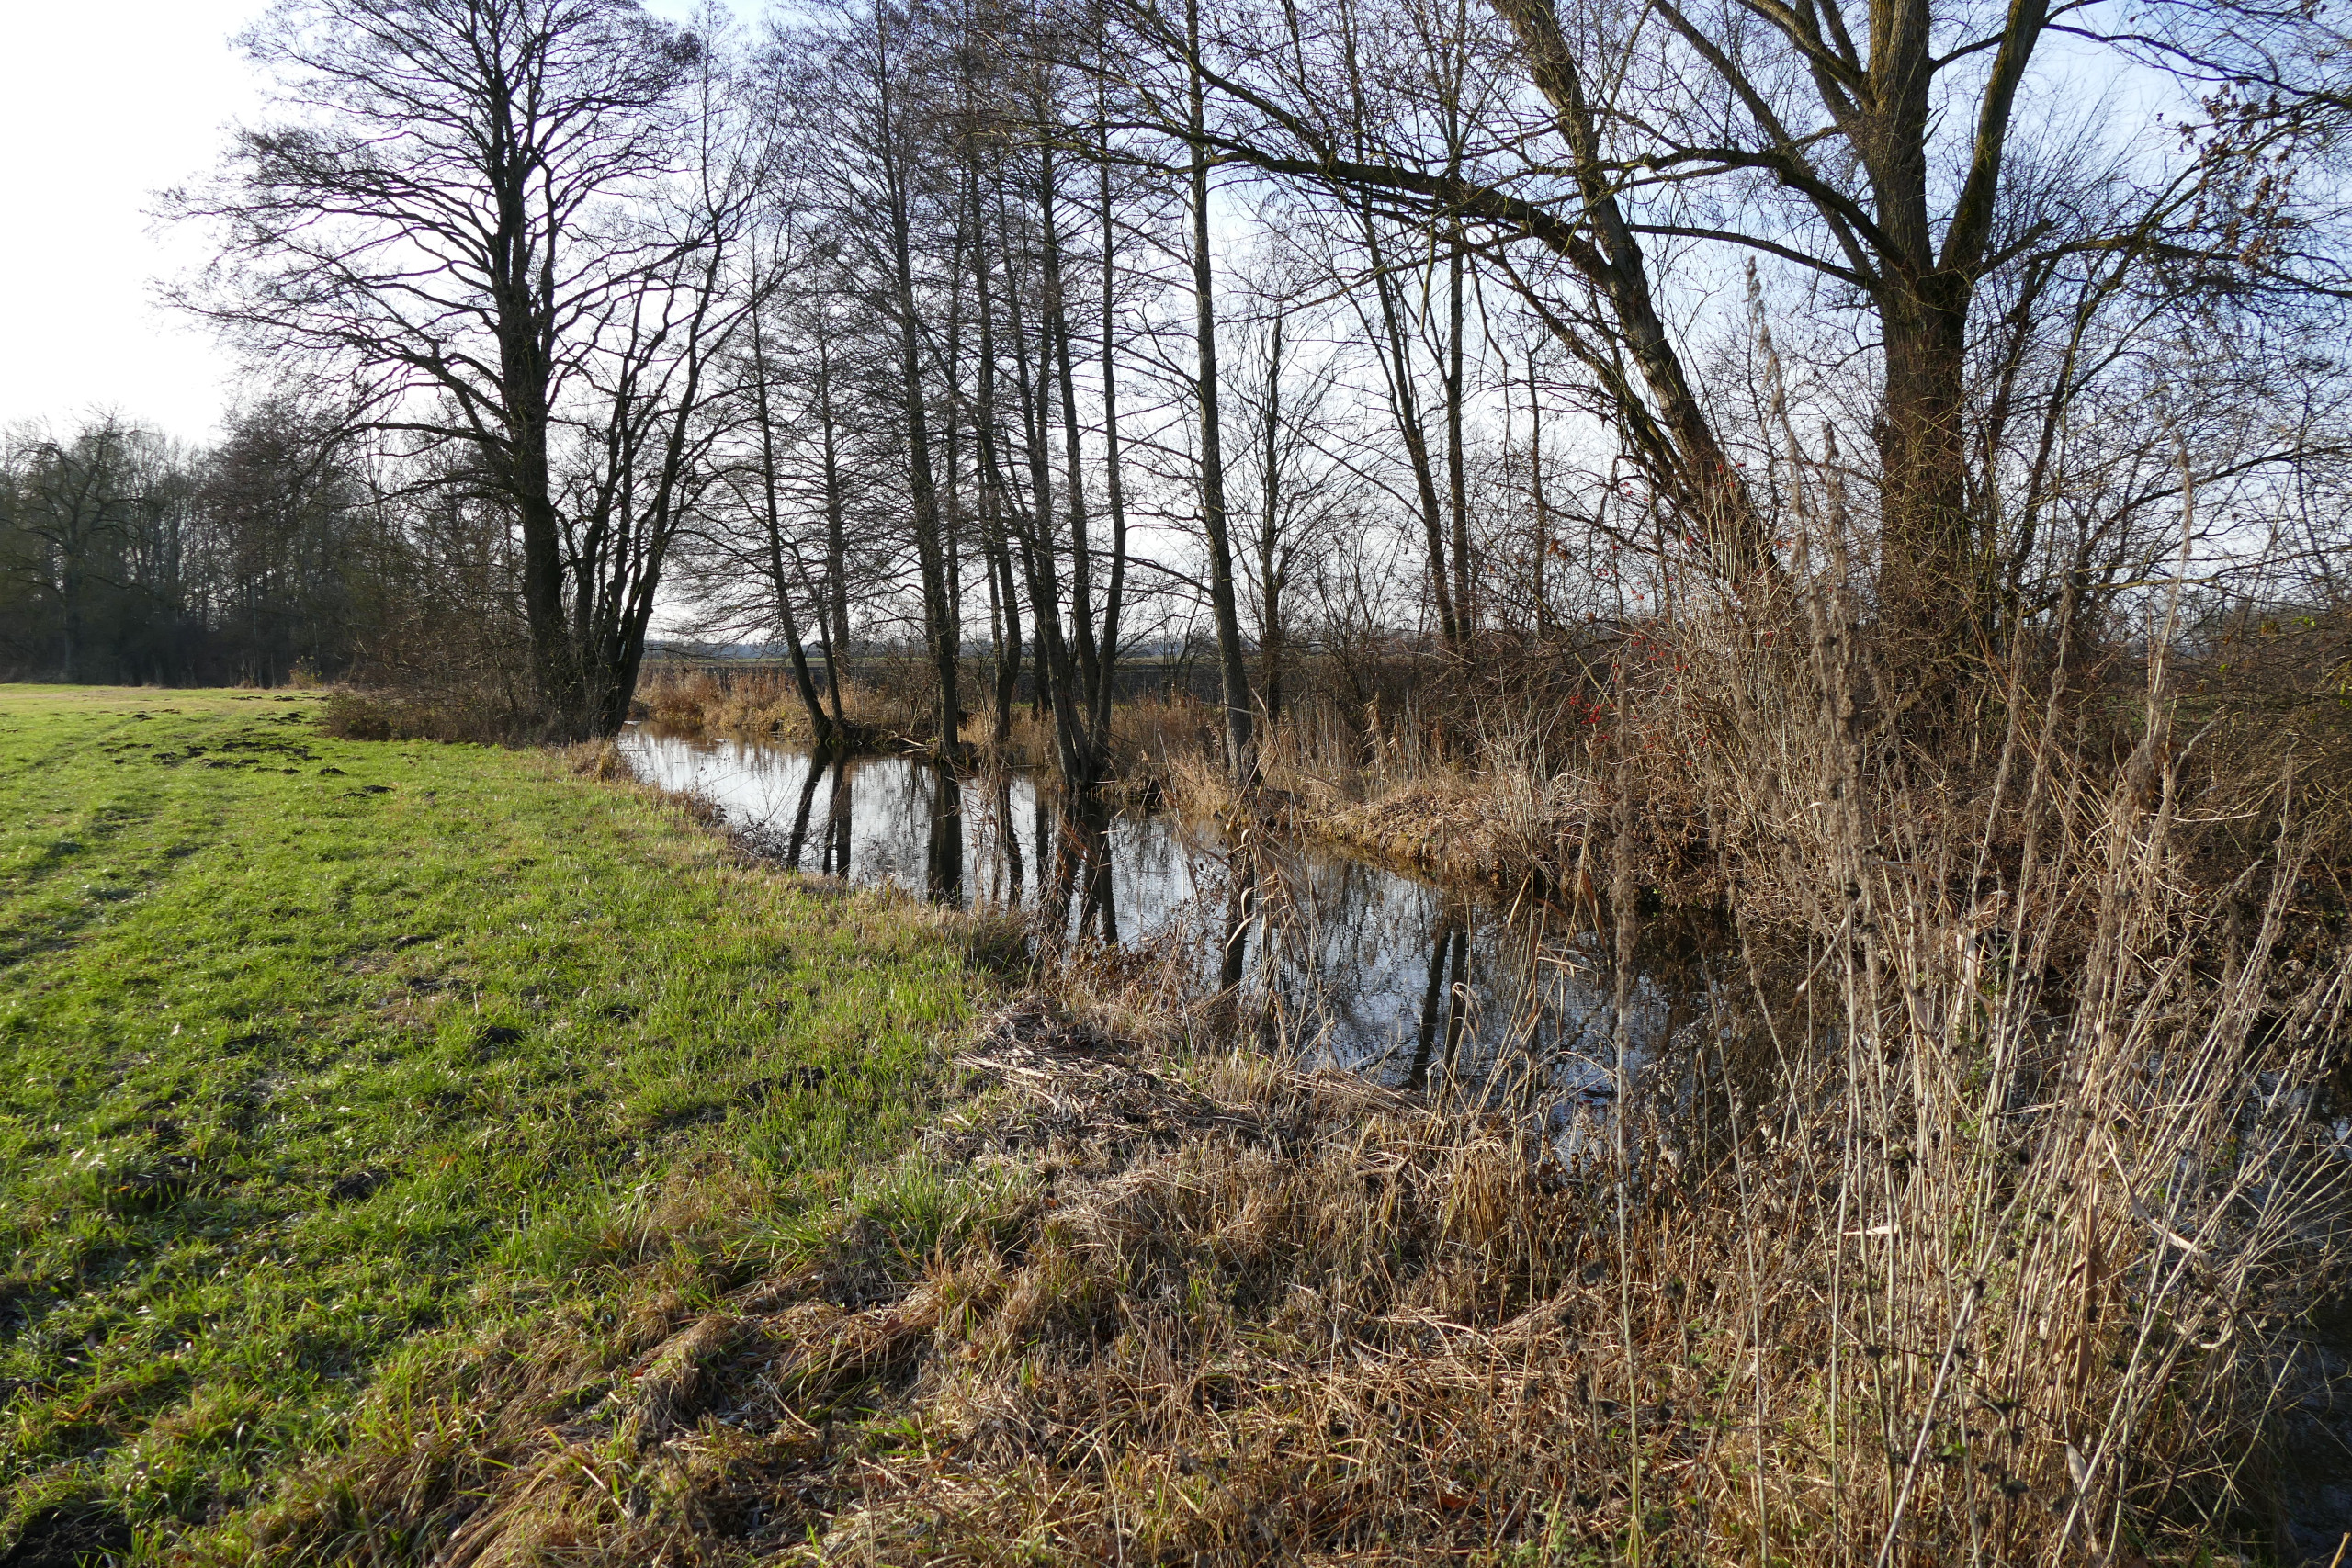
[0,686,989,1562]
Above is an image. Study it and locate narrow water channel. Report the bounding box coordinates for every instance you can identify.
[619,727,1677,1097]
[617,728,2352,1560]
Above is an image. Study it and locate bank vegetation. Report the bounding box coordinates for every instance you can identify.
[10,0,2352,1556]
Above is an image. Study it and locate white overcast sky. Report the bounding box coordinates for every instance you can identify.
[0,0,710,446]
[0,0,271,442]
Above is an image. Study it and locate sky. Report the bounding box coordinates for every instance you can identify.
[0,0,2170,452]
[0,0,714,448]
[0,0,273,444]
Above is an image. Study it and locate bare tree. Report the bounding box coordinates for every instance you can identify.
[1086,0,2352,721]
[790,0,966,752]
[1185,0,1257,782]
[169,0,712,736]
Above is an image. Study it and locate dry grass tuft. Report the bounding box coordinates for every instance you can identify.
[564,739,628,781]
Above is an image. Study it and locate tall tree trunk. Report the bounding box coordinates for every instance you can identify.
[1092,103,1130,742]
[1445,238,1473,641]
[1875,280,1979,705]
[993,170,1089,787]
[985,489,1021,745]
[1361,208,1459,653]
[1040,137,1109,787]
[494,265,584,736]
[875,17,959,757]
[1258,311,1285,724]
[576,243,725,740]
[1189,0,1254,785]
[1526,349,1553,639]
[943,226,971,740]
[968,163,1024,748]
[748,297,836,749]
[814,317,851,728]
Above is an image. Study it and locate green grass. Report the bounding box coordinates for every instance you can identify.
[0,686,987,1560]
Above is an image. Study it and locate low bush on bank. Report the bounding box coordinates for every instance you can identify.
[316,685,541,745]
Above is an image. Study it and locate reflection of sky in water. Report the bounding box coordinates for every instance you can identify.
[619,728,1670,1097]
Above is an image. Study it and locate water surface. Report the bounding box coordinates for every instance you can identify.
[619,728,1675,1096]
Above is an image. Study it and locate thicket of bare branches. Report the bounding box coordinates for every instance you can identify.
[45,0,2352,1555]
[109,0,2352,770]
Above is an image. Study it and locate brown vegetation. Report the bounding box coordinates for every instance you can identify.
[17,0,2347,1550]
[315,688,540,746]
[214,600,2352,1562]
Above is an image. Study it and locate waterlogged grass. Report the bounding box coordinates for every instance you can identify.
[0,686,985,1560]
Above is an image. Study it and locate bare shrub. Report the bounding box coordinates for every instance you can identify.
[314,687,537,744]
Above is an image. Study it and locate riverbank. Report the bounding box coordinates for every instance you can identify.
[627,665,1602,895]
[12,683,2344,1563]
[243,862,2352,1567]
[0,687,993,1562]
[581,680,2352,1563]
[623,663,1697,905]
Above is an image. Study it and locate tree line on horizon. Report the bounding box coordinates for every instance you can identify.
[0,406,514,691]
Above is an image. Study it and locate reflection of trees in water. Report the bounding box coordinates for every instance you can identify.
[978,776,1023,906]
[924,761,963,904]
[1218,853,1255,991]
[617,729,1668,1094]
[821,759,851,877]
[1049,792,1117,942]
[1408,918,1469,1090]
[1214,851,1632,1096]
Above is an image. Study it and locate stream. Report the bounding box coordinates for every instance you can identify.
[618,726,1674,1099]
[616,725,2352,1559]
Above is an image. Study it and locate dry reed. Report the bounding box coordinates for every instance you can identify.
[223,711,2350,1562]
[229,577,2352,1565]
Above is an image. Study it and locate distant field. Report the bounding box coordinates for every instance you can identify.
[0,686,984,1561]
